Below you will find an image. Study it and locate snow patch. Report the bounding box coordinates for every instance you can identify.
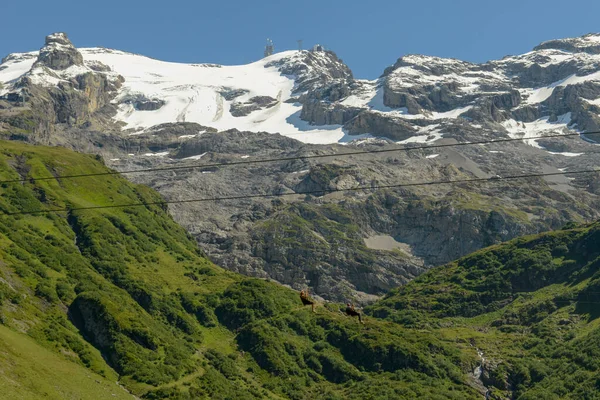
[503,113,573,148]
[143,151,169,157]
[183,152,207,160]
[525,71,600,105]
[547,151,583,157]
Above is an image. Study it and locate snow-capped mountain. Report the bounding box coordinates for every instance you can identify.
[1,33,599,302]
[301,34,600,149]
[2,32,600,150]
[0,33,354,144]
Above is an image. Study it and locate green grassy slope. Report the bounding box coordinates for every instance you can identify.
[0,140,482,399]
[368,221,600,399]
[0,324,132,400]
[2,139,598,399]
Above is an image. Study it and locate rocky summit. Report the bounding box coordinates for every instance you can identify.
[0,33,599,303]
[35,32,84,70]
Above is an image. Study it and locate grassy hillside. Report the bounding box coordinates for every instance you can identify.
[2,139,598,399]
[0,324,132,400]
[0,141,482,399]
[368,220,600,399]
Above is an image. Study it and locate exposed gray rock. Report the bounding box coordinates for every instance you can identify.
[300,100,363,125]
[120,93,165,111]
[219,88,249,101]
[85,60,112,72]
[35,33,84,70]
[1,52,37,65]
[511,105,542,122]
[343,111,417,140]
[266,50,353,94]
[304,80,354,102]
[230,96,278,117]
[174,129,301,159]
[383,87,425,114]
[534,33,600,55]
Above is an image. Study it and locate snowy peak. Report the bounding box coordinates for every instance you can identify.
[534,33,600,54]
[265,49,353,94]
[384,54,475,77]
[45,32,73,47]
[299,33,600,148]
[2,32,600,148]
[10,33,121,91]
[35,32,84,70]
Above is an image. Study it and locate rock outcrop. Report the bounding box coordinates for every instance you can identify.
[1,33,124,140]
[343,111,418,140]
[34,32,83,70]
[230,96,278,117]
[295,34,600,143]
[300,100,363,125]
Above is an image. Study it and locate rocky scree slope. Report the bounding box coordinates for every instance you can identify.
[0,33,599,303]
[120,129,599,304]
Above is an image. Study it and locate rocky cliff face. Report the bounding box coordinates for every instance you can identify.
[103,129,598,303]
[299,35,600,146]
[34,32,84,70]
[1,33,123,143]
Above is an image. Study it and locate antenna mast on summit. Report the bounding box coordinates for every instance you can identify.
[264,39,274,57]
[297,39,303,51]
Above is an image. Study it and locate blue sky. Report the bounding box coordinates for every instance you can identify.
[3,0,600,79]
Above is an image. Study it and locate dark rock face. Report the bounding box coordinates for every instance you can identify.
[266,50,353,94]
[383,88,424,114]
[219,88,249,101]
[134,99,165,111]
[293,35,600,142]
[35,33,84,70]
[343,111,417,140]
[510,61,581,88]
[174,129,301,159]
[511,105,542,123]
[384,81,477,113]
[534,34,600,55]
[300,100,363,125]
[85,60,112,72]
[304,80,354,102]
[148,122,216,137]
[48,72,122,125]
[120,93,165,111]
[230,96,278,117]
